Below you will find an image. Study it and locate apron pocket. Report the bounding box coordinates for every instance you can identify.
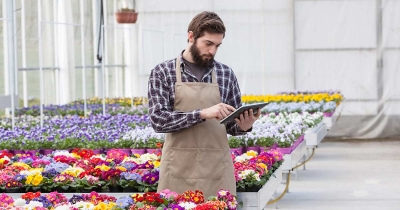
[198,148,225,180]
[170,147,198,179]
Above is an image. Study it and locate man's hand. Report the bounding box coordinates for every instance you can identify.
[200,103,236,121]
[235,108,261,131]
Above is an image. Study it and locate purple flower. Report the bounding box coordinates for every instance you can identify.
[166,204,184,210]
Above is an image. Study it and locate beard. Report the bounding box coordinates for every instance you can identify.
[190,40,214,68]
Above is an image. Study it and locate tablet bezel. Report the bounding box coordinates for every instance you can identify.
[219,102,268,124]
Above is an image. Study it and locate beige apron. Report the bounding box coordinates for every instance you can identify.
[157,57,236,198]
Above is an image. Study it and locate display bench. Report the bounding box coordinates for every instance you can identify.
[305,122,327,148]
[7,166,283,210]
[323,103,343,130]
[281,140,307,172]
[7,192,139,200]
[237,165,283,210]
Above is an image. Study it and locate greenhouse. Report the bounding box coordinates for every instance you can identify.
[0,0,399,209]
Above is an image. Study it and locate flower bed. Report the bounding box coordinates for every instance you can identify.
[0,189,240,209]
[0,148,283,194]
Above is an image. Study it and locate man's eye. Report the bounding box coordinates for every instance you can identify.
[206,43,212,46]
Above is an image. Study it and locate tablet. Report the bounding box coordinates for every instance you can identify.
[220,102,268,124]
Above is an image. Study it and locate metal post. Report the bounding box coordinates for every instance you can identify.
[101,25,106,116]
[80,0,87,117]
[54,0,60,105]
[103,1,109,98]
[6,0,16,129]
[38,0,44,128]
[21,0,28,107]
[93,0,100,97]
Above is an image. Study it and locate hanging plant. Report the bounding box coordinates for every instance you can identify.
[115,0,138,24]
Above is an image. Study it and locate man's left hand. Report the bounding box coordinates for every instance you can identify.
[235,108,261,131]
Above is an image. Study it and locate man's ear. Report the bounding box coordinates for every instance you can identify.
[188,31,194,43]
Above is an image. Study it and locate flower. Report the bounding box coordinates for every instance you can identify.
[0,193,14,206]
[13,198,26,206]
[73,201,95,210]
[116,196,134,208]
[178,202,197,209]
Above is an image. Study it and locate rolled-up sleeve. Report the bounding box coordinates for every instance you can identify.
[148,66,204,133]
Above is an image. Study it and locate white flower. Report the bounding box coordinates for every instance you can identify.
[13,198,26,207]
[53,150,74,157]
[55,205,72,210]
[73,201,95,210]
[23,201,44,210]
[179,202,197,209]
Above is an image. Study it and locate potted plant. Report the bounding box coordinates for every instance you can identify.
[22,139,41,155]
[113,139,134,155]
[256,137,276,152]
[119,171,141,192]
[53,174,76,193]
[228,136,243,155]
[145,138,164,154]
[115,0,138,24]
[73,175,105,193]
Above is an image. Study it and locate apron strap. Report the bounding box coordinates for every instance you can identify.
[175,56,217,84]
[175,57,182,82]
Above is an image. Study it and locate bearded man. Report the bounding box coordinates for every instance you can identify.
[148,11,260,198]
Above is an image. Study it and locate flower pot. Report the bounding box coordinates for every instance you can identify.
[12,150,24,155]
[92,149,103,155]
[41,149,54,156]
[246,185,262,192]
[130,148,146,155]
[147,148,162,154]
[119,148,132,155]
[115,12,138,24]
[277,147,292,154]
[259,147,271,153]
[0,150,7,154]
[108,185,123,192]
[123,186,138,192]
[323,112,334,117]
[80,188,94,193]
[56,186,70,193]
[25,150,39,156]
[236,187,246,192]
[245,146,260,153]
[5,187,23,193]
[230,147,243,155]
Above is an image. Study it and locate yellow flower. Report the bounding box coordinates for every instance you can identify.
[116,166,127,172]
[94,202,111,210]
[95,164,110,171]
[153,160,161,168]
[62,167,84,177]
[71,153,81,159]
[32,174,43,186]
[246,151,258,157]
[12,162,31,170]
[25,175,34,185]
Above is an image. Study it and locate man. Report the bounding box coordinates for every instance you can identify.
[148,11,260,198]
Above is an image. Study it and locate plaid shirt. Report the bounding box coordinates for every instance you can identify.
[148,53,246,136]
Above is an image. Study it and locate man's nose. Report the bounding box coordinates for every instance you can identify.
[209,46,217,55]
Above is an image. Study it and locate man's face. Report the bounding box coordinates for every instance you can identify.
[190,32,223,68]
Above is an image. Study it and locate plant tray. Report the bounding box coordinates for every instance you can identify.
[237,165,283,210]
[323,103,343,130]
[305,122,327,147]
[281,140,307,172]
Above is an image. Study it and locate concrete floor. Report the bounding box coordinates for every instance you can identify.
[267,139,400,210]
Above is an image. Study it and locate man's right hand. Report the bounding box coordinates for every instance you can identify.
[200,103,236,121]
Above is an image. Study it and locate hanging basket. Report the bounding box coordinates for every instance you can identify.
[115,11,138,24]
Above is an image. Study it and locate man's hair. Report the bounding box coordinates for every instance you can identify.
[187,11,226,41]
